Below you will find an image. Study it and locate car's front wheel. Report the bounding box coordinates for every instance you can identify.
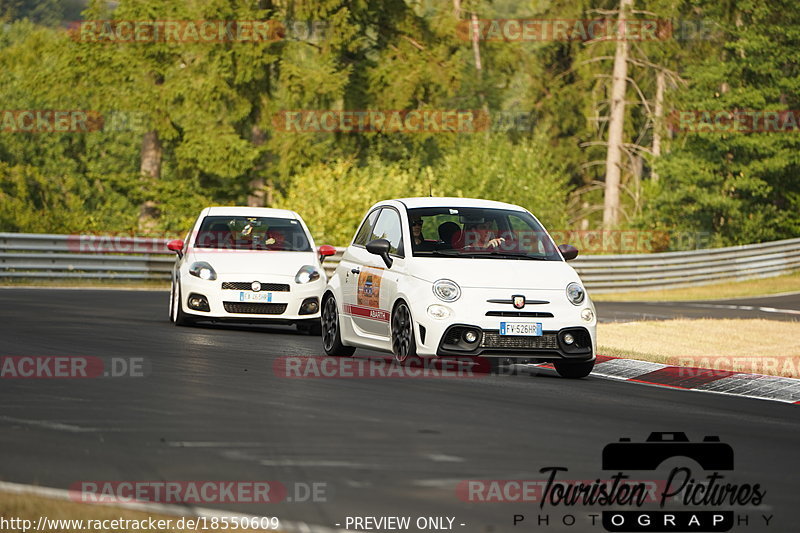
[171,282,195,327]
[391,302,417,364]
[554,359,594,378]
[321,295,355,356]
[169,281,176,322]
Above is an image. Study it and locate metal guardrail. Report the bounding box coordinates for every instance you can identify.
[1,233,798,293]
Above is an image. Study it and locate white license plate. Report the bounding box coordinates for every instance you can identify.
[499,322,542,336]
[239,292,272,302]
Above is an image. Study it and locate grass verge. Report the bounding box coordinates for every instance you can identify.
[0,278,169,290]
[598,318,800,378]
[591,271,800,302]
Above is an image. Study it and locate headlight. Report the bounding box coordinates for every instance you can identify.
[189,261,217,280]
[427,304,452,319]
[566,282,585,305]
[432,279,461,302]
[295,265,321,284]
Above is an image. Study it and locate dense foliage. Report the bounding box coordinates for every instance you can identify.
[0,0,797,248]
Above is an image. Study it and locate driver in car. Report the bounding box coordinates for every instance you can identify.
[464,220,507,249]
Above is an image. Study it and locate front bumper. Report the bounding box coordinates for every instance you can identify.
[435,324,594,361]
[180,273,324,323]
[408,287,596,360]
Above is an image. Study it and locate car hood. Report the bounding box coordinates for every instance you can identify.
[407,258,582,290]
[187,249,318,276]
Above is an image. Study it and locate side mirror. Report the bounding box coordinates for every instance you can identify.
[558,244,578,261]
[366,238,393,268]
[167,239,184,258]
[318,245,336,263]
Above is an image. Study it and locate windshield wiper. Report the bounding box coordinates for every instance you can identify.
[416,249,549,260]
[467,251,549,260]
[414,249,463,256]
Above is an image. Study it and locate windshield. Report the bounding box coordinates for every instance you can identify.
[406,207,562,261]
[194,216,311,251]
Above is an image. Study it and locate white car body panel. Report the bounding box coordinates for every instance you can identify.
[172,206,327,323]
[326,198,597,360]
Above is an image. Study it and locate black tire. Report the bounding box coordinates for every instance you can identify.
[321,295,355,356]
[297,320,323,336]
[169,281,176,322]
[391,302,417,364]
[173,283,196,327]
[554,359,594,379]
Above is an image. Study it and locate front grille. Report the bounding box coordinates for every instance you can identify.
[443,328,464,345]
[486,311,553,318]
[223,302,288,315]
[221,282,290,292]
[480,331,559,350]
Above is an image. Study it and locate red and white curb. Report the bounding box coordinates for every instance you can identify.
[538,355,800,404]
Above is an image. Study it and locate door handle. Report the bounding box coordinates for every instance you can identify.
[351,268,361,275]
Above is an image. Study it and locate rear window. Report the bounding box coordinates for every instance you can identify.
[194,216,311,251]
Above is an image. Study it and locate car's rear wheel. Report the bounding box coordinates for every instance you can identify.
[321,295,355,356]
[554,359,594,378]
[172,282,196,327]
[391,302,417,364]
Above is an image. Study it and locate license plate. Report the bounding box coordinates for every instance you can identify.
[239,292,272,302]
[499,322,542,336]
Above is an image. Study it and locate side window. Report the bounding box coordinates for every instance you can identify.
[370,209,404,256]
[353,209,381,246]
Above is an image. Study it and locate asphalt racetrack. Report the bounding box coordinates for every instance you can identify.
[1,289,798,532]
[597,293,800,323]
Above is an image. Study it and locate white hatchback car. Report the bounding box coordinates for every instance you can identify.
[321,198,597,378]
[167,207,335,334]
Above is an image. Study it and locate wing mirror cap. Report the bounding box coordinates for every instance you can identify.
[559,244,579,261]
[366,239,393,268]
[318,244,336,262]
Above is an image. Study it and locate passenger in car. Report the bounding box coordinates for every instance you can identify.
[410,217,436,252]
[437,221,461,249]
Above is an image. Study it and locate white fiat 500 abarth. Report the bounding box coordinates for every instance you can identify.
[167,207,335,334]
[321,198,597,378]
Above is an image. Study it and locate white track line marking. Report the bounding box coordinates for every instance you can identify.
[0,286,168,292]
[0,416,111,433]
[259,460,375,468]
[682,303,800,315]
[167,441,265,448]
[425,454,465,463]
[0,480,351,533]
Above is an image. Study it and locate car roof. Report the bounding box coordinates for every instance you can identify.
[388,197,528,211]
[203,206,299,219]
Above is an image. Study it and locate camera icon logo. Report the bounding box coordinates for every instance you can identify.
[602,432,734,471]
